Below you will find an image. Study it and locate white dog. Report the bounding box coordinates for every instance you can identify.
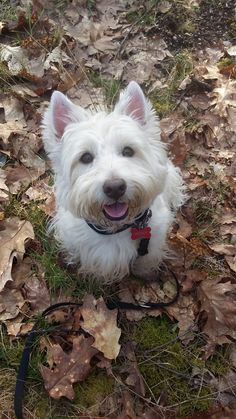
[42,81,185,282]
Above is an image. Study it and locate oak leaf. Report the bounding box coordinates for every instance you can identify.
[41,335,98,400]
[0,217,34,291]
[198,276,236,345]
[80,295,121,359]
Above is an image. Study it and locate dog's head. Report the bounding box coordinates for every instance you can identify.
[42,81,168,227]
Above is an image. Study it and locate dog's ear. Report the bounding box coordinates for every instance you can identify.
[42,92,88,167]
[115,81,150,125]
[46,91,87,140]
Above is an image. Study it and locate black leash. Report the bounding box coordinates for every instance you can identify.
[14,268,180,419]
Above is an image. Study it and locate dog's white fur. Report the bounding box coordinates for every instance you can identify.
[42,81,185,282]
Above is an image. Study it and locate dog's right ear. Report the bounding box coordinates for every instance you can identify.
[46,91,87,141]
[42,92,88,167]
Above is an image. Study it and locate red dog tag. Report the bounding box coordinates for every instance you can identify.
[131,226,151,240]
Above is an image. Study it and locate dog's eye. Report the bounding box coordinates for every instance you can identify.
[122,146,135,157]
[80,152,94,164]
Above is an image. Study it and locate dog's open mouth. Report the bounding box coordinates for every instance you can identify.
[103,202,128,221]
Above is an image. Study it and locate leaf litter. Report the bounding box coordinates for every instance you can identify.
[0,0,236,417]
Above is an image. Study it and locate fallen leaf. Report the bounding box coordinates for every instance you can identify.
[5,165,34,194]
[181,269,207,293]
[0,217,34,291]
[80,295,121,360]
[117,390,136,419]
[0,44,45,78]
[22,272,50,312]
[122,342,145,397]
[166,294,197,344]
[176,213,192,239]
[41,335,98,400]
[0,286,26,321]
[198,276,236,346]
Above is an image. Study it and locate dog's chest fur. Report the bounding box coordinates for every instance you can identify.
[53,194,174,281]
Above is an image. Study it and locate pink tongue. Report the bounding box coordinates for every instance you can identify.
[104,202,128,219]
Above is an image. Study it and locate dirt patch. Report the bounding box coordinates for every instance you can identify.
[145,0,235,50]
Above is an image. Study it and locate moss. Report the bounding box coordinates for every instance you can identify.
[207,345,232,377]
[133,316,175,349]
[132,317,230,416]
[74,370,114,410]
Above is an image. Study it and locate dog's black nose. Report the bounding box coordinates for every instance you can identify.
[103,178,127,200]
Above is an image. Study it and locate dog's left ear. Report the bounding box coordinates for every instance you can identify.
[114,81,150,125]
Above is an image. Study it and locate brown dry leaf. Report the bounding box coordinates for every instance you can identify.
[159,1,172,13]
[211,80,236,117]
[117,390,136,419]
[0,257,48,334]
[0,44,45,78]
[220,223,236,237]
[0,217,34,291]
[198,276,236,345]
[41,335,98,400]
[0,120,25,145]
[0,95,25,123]
[122,342,145,397]
[176,213,192,239]
[166,294,197,344]
[16,137,45,175]
[189,93,211,111]
[218,210,236,237]
[161,113,185,138]
[181,269,207,293]
[24,178,53,203]
[5,315,34,337]
[5,165,34,194]
[187,176,209,191]
[210,243,236,273]
[23,272,50,312]
[80,295,121,360]
[0,287,26,321]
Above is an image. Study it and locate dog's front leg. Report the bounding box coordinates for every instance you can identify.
[131,241,166,281]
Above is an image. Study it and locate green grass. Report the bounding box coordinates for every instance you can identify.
[89,70,122,108]
[132,316,231,417]
[0,0,17,21]
[152,50,193,117]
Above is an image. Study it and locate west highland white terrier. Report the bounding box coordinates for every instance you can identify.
[42,81,185,282]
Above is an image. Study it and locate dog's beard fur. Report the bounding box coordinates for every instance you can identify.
[42,81,185,280]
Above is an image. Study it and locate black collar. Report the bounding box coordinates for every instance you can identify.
[86,209,152,257]
[85,209,152,235]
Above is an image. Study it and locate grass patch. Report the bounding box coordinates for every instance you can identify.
[152,50,193,117]
[0,0,17,21]
[132,316,231,417]
[74,370,114,412]
[89,70,121,107]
